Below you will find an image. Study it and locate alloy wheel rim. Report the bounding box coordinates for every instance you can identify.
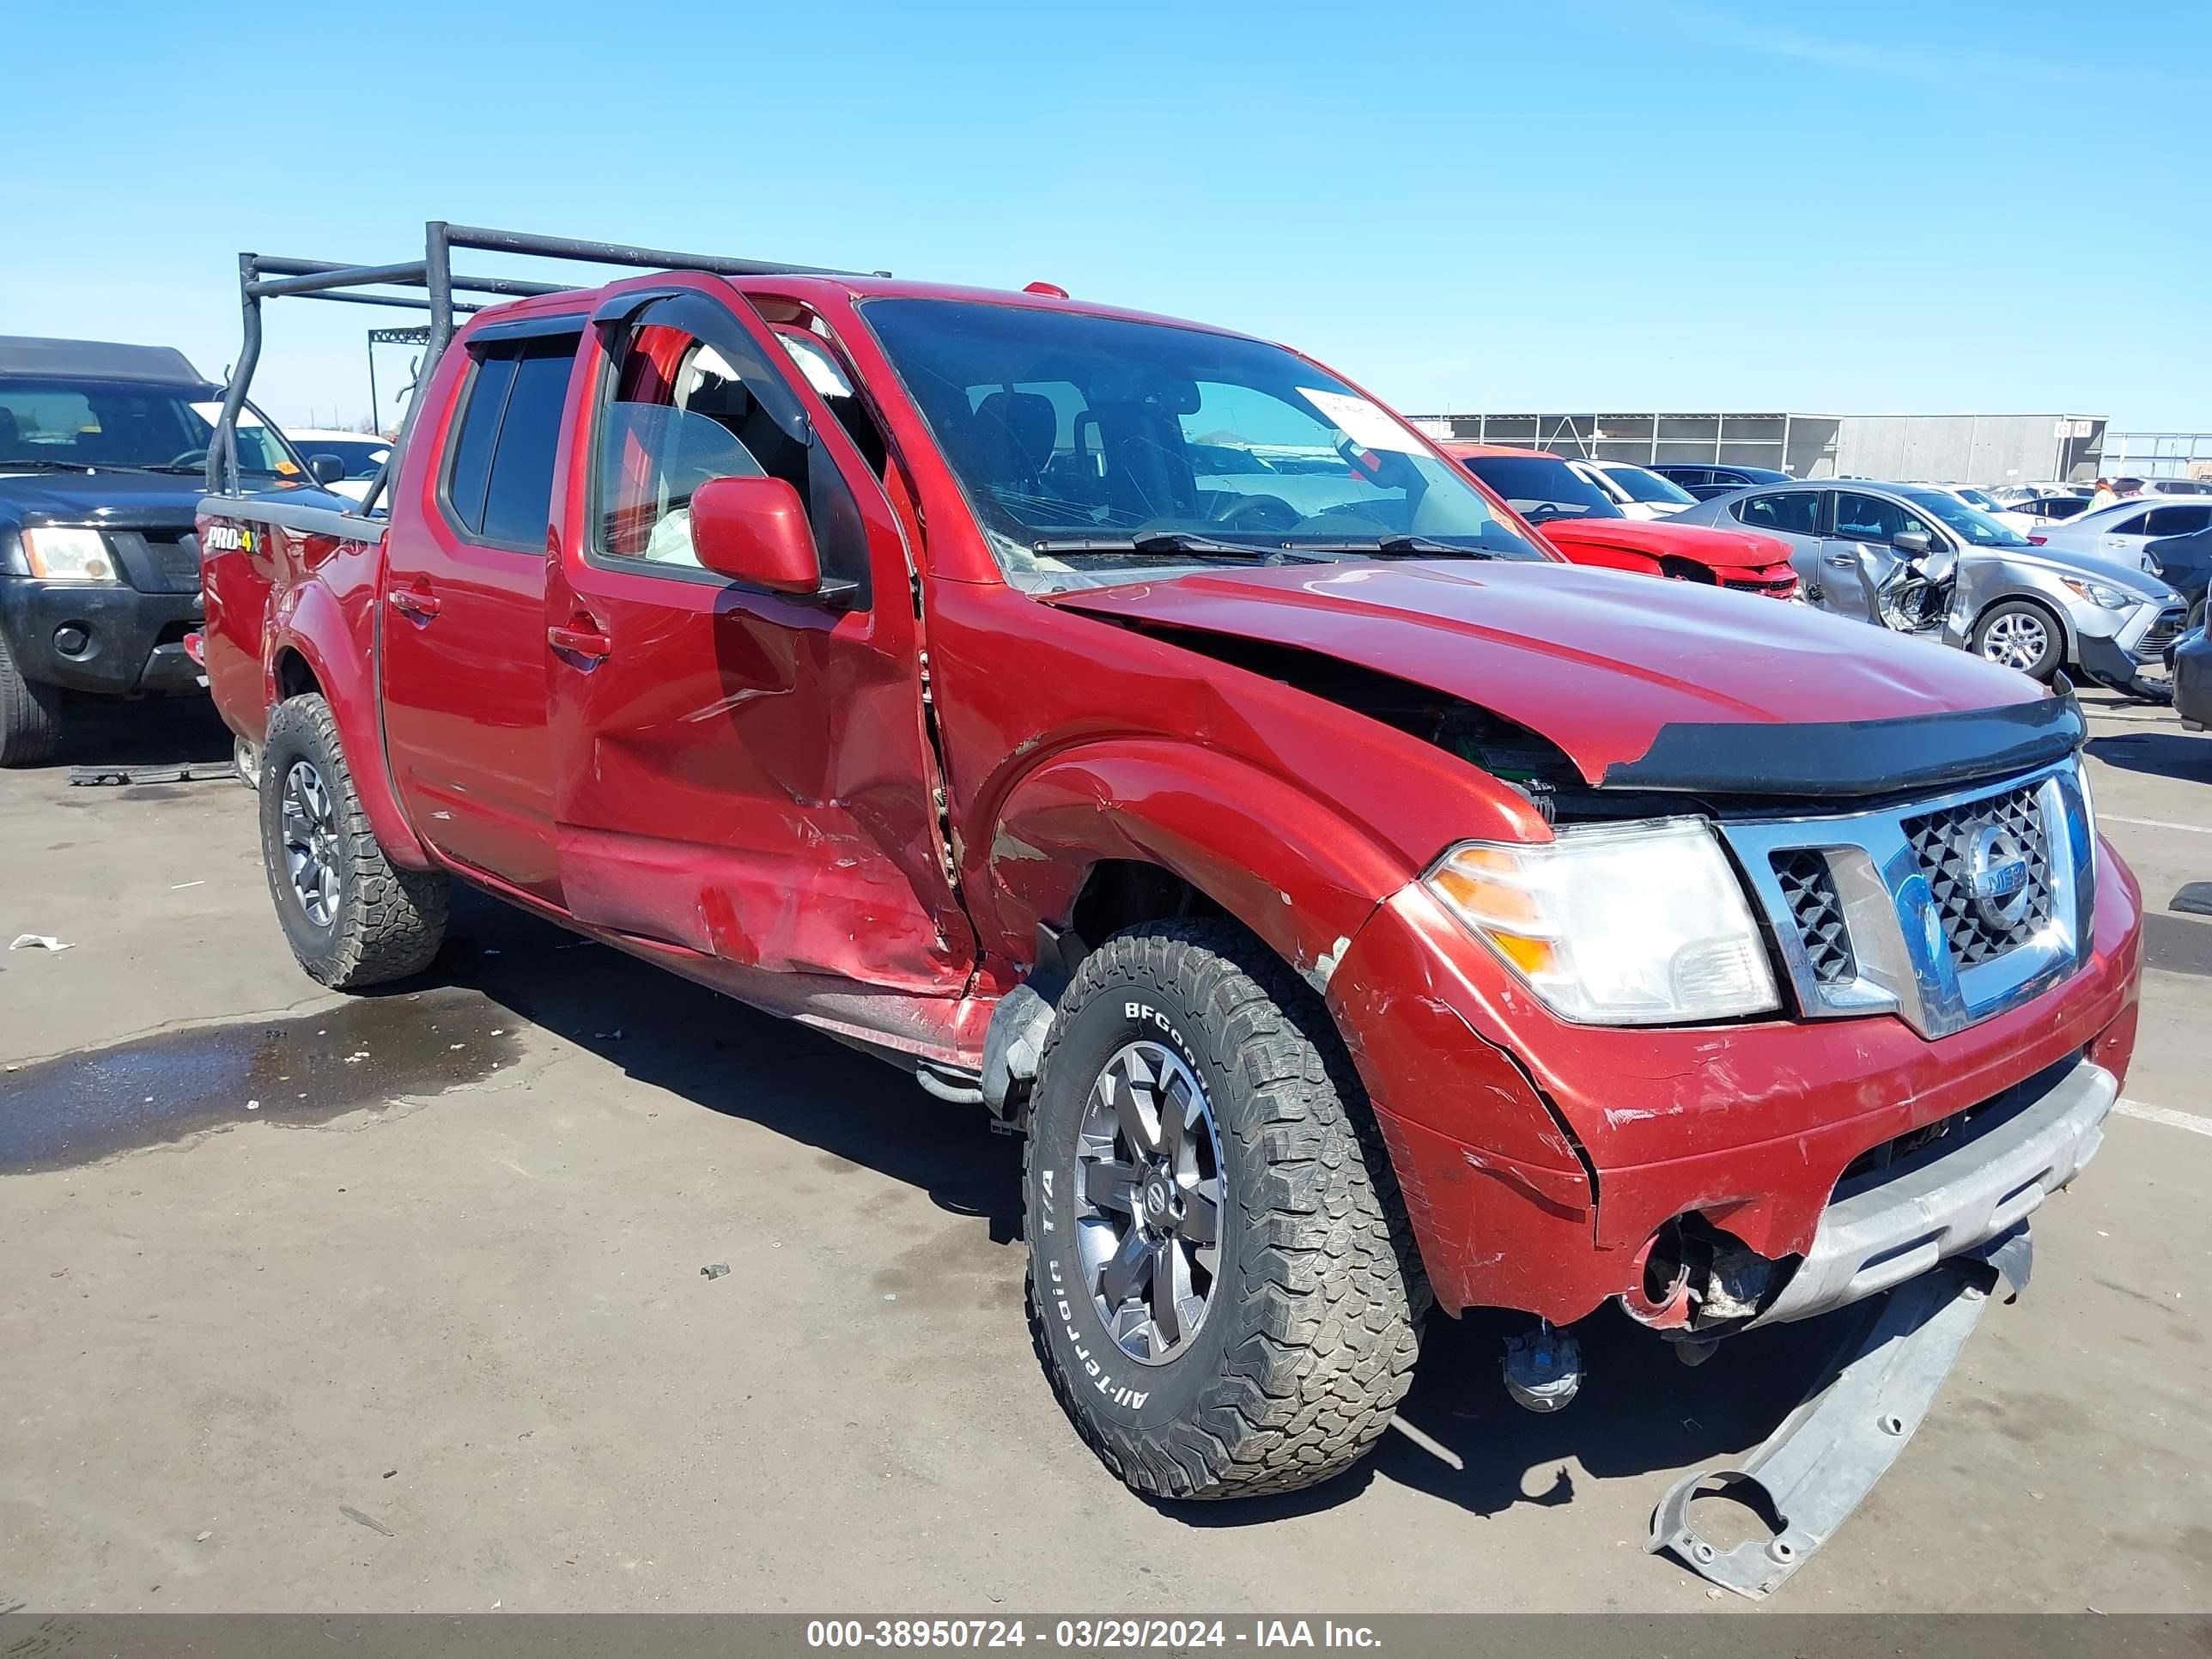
[1073,1040,1225,1365]
[280,759,341,929]
[1982,612,2049,671]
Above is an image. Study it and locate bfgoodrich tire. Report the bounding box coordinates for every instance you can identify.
[0,631,65,767]
[1024,920,1427,1500]
[258,694,447,988]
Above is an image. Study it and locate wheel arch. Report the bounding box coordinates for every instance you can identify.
[262,583,430,868]
[983,738,1413,998]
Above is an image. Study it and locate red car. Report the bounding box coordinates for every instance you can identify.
[1446,442,1802,598]
[197,227,2135,1593]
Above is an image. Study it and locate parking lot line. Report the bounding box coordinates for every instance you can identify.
[2117,1097,2212,1136]
[2104,814,2212,836]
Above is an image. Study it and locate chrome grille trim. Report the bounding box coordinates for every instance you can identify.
[1721,761,2095,1040]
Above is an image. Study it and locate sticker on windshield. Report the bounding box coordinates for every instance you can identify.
[1297,387,1425,454]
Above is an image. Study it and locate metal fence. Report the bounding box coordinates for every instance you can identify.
[2100,432,2212,482]
[1407,411,2110,487]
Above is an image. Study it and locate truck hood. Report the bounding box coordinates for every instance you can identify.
[1537,515,1790,570]
[1044,560,2064,789]
[0,468,213,529]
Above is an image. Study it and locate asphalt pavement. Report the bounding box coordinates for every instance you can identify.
[2,690,2207,1614]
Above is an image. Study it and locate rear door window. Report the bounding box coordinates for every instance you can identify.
[2143,504,2212,538]
[1732,490,1820,535]
[443,336,580,549]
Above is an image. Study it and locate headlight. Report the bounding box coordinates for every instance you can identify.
[2059,577,2134,611]
[21,527,118,582]
[1424,818,1779,1025]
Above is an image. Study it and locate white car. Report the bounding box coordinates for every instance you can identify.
[1905,483,2039,537]
[2026,495,2212,572]
[284,428,395,502]
[1580,459,1698,520]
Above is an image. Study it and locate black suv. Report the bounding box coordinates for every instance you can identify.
[0,336,318,763]
[1647,463,1793,501]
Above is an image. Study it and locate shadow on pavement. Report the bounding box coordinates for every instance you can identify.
[39,694,233,769]
[430,885,1026,1243]
[2087,729,2212,785]
[1156,1302,1842,1525]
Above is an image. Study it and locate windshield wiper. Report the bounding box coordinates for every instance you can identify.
[1030,532,1331,562]
[0,458,171,477]
[1284,535,1500,560]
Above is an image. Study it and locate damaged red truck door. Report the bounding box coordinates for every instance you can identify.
[544,284,971,994]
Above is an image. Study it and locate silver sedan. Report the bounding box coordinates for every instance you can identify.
[1668,479,2188,692]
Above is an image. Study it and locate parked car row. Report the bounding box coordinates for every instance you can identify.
[1666,478,2189,692]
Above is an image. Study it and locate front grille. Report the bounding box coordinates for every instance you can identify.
[2137,605,2186,661]
[1772,850,1856,982]
[105,529,203,594]
[1900,783,2054,968]
[1723,574,1800,599]
[150,532,202,589]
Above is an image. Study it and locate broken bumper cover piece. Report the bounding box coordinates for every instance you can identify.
[1753,1055,2114,1327]
[1650,1231,2030,1601]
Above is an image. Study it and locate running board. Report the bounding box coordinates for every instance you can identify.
[1647,1227,2031,1600]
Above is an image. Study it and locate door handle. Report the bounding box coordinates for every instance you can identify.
[547,623,612,665]
[1825,554,1857,568]
[387,586,441,619]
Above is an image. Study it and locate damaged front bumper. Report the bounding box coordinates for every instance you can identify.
[1750,1054,2112,1327]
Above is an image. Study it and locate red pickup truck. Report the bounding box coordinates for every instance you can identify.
[198,228,2137,1592]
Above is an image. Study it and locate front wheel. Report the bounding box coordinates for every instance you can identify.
[1024,921,1426,1500]
[1972,599,2065,680]
[0,630,65,766]
[258,694,447,988]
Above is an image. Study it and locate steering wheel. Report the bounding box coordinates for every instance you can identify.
[1208,494,1301,533]
[168,448,210,469]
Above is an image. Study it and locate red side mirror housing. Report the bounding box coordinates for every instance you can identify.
[690,475,821,595]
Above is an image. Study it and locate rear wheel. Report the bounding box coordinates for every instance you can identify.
[258,694,447,988]
[1024,920,1426,1500]
[1972,599,2064,680]
[0,631,65,767]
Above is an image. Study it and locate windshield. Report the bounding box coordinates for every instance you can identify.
[1597,463,1697,506]
[1951,486,2003,512]
[1895,485,2032,548]
[859,299,1547,582]
[291,436,391,479]
[1457,453,1625,523]
[0,378,301,477]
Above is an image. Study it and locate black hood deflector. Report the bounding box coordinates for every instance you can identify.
[1601,693,2083,799]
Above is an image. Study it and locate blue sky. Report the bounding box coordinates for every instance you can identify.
[5,0,2205,430]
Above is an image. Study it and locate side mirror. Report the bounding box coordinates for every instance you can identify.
[1893,526,1933,556]
[308,453,346,485]
[690,474,823,595]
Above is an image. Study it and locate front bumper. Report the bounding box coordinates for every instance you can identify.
[1750,1051,2112,1325]
[0,576,204,696]
[1328,839,2142,1323]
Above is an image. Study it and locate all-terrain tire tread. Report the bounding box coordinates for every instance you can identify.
[1026,919,1428,1501]
[0,630,65,766]
[263,695,447,988]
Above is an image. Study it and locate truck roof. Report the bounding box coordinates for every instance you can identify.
[461,272,1256,343]
[0,335,204,385]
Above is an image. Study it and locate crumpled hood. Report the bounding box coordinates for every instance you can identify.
[1539,515,1791,569]
[1044,560,2051,785]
